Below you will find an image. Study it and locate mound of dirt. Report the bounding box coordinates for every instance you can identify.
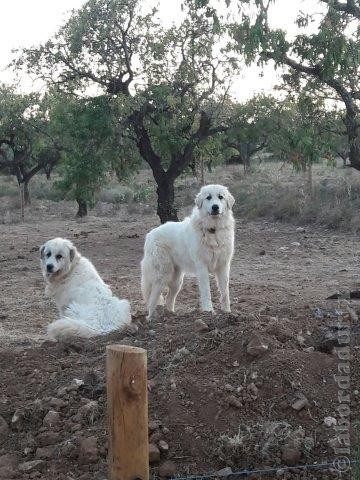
[0,305,359,480]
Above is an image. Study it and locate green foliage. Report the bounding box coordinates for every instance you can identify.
[50,95,131,207]
[269,95,335,170]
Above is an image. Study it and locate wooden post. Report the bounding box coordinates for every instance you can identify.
[106,345,149,480]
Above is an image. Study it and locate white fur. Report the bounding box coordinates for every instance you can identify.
[40,238,131,341]
[141,184,235,319]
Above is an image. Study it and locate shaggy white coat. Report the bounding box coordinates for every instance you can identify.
[141,184,235,319]
[40,238,131,340]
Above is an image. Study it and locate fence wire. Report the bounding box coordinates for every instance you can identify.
[169,459,360,480]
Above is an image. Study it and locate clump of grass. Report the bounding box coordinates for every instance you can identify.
[31,177,64,201]
[232,163,360,232]
[0,180,18,197]
[99,182,154,204]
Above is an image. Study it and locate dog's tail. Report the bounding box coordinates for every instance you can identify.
[141,257,152,303]
[47,298,132,342]
[47,317,100,341]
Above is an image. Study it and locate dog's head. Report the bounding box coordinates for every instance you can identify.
[40,238,78,282]
[195,184,235,217]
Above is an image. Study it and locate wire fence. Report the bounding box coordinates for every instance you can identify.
[169,458,360,479]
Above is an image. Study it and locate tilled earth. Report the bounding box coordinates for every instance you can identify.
[0,197,359,480]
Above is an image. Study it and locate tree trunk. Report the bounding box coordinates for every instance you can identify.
[23,181,31,205]
[156,177,178,224]
[243,155,251,174]
[76,198,88,218]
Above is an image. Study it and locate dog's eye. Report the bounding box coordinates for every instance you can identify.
[56,254,62,261]
[206,195,212,200]
[46,252,51,258]
[218,195,224,200]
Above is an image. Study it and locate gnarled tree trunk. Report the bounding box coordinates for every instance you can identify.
[156,177,178,224]
[76,198,88,218]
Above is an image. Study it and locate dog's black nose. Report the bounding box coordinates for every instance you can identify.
[47,264,54,273]
[212,204,219,212]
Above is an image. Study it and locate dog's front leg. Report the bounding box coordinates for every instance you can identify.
[215,264,231,312]
[195,263,213,312]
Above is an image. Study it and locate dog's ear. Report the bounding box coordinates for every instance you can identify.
[226,191,235,210]
[195,192,204,209]
[39,245,45,259]
[69,247,77,262]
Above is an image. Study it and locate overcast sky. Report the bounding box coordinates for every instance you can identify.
[0,0,320,101]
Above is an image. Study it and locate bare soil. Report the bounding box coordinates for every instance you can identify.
[0,187,359,479]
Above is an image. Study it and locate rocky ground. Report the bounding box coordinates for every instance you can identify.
[0,191,359,479]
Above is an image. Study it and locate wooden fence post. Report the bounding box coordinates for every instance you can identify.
[106,345,149,480]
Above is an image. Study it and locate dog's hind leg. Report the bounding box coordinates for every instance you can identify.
[215,264,231,312]
[146,280,167,320]
[165,268,184,312]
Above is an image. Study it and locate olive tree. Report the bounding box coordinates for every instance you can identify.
[16,0,234,222]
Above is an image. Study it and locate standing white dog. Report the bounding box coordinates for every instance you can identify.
[141,184,235,319]
[40,238,131,340]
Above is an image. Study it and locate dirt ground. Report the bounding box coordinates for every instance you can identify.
[0,182,359,479]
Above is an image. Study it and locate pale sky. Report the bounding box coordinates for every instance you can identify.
[0,0,321,101]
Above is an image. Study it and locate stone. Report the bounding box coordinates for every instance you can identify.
[159,460,177,477]
[324,416,337,427]
[247,383,258,396]
[0,415,9,444]
[281,444,301,465]
[149,443,161,463]
[246,336,269,357]
[18,460,45,473]
[216,467,233,476]
[78,436,99,464]
[149,420,161,432]
[37,431,61,446]
[158,440,169,453]
[49,397,67,409]
[291,394,309,411]
[43,410,61,426]
[35,446,54,460]
[0,454,18,479]
[194,319,209,332]
[227,395,242,408]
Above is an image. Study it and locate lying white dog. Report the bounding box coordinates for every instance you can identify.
[40,238,131,340]
[141,184,235,319]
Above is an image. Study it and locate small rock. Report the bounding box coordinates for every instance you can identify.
[246,336,269,357]
[149,420,161,432]
[291,394,309,411]
[227,395,242,408]
[296,227,305,233]
[78,436,98,464]
[194,319,209,332]
[216,467,233,476]
[259,250,266,256]
[281,443,301,465]
[11,409,24,430]
[159,460,177,477]
[149,443,160,463]
[158,440,169,453]
[0,415,9,444]
[49,397,67,409]
[291,242,301,247]
[43,410,60,427]
[173,347,190,361]
[324,416,337,427]
[276,468,286,477]
[247,383,258,397]
[224,384,235,392]
[18,460,44,473]
[35,446,54,460]
[37,431,61,446]
[0,454,18,479]
[56,386,68,397]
